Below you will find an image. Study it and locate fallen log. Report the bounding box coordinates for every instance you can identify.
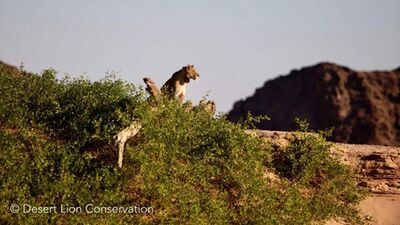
[114,121,142,168]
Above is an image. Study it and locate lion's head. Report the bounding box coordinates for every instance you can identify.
[183,64,200,81]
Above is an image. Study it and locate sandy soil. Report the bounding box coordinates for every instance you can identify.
[359,195,400,225]
[325,195,400,225]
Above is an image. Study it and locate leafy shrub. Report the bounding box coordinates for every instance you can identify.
[122,99,273,224]
[0,67,139,224]
[270,118,367,224]
[0,66,366,224]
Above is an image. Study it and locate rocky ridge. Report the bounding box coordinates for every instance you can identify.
[230,63,400,146]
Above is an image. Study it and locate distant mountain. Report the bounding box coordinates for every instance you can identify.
[228,62,400,146]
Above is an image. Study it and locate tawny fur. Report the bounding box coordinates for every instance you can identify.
[160,64,199,103]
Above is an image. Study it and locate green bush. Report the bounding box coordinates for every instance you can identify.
[0,66,366,224]
[270,118,367,224]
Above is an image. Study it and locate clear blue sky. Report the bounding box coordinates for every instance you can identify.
[1,0,399,112]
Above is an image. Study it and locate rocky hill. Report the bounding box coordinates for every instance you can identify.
[228,63,400,146]
[0,61,21,76]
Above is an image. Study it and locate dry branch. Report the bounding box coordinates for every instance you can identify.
[114,121,142,168]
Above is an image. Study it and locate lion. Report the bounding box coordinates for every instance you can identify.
[160,64,200,103]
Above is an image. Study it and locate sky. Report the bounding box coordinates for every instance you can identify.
[1,0,399,112]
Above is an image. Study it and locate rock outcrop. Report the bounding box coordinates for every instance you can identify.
[334,143,400,195]
[229,63,400,146]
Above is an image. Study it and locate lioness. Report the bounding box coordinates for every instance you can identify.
[161,64,200,103]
